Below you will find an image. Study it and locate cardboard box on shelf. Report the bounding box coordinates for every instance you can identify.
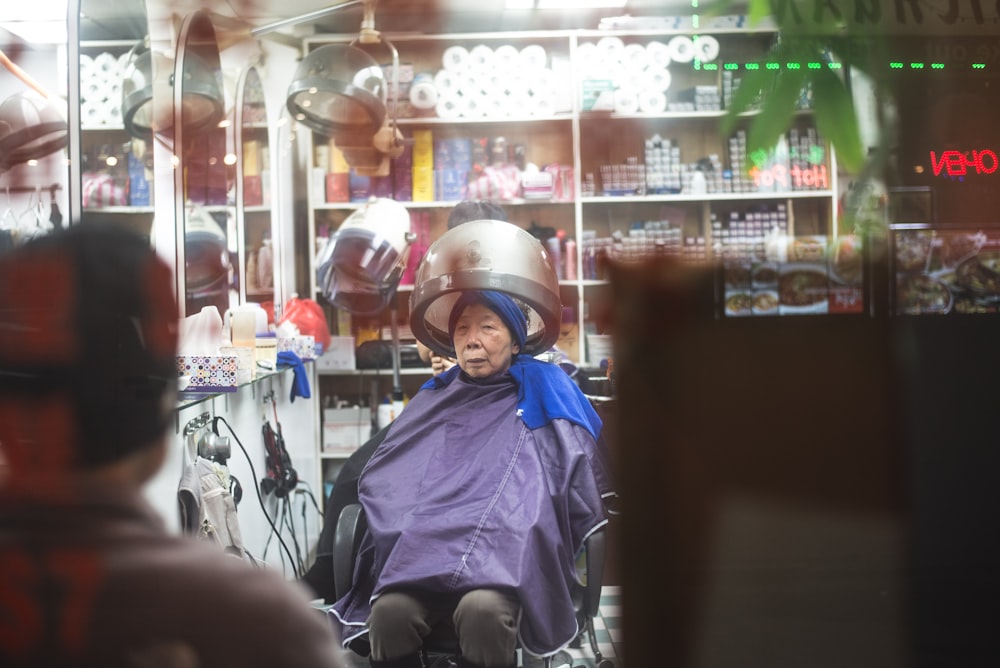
[315,336,356,371]
[323,406,372,455]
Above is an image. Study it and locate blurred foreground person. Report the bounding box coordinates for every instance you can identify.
[0,223,344,668]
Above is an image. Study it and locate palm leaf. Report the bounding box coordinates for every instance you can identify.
[811,65,865,173]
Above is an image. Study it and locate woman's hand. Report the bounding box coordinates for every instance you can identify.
[430,354,456,375]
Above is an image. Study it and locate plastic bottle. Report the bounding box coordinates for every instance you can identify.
[565,239,577,280]
[257,237,273,289]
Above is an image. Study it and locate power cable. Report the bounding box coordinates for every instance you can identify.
[213,416,300,576]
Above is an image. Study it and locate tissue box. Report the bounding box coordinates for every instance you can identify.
[177,355,238,392]
[315,336,356,371]
[277,335,316,360]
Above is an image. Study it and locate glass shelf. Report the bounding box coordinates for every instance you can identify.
[176,364,297,411]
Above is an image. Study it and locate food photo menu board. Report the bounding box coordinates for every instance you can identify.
[893,226,1000,315]
[723,235,864,317]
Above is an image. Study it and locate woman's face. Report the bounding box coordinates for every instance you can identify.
[452,302,520,379]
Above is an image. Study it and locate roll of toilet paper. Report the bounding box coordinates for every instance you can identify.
[442,44,470,72]
[642,66,672,93]
[488,70,514,96]
[103,99,123,125]
[461,75,484,98]
[469,44,495,71]
[576,42,601,76]
[597,36,625,63]
[494,44,520,70]
[667,36,696,63]
[83,79,105,104]
[464,93,489,118]
[527,68,557,95]
[81,100,103,126]
[435,93,464,119]
[410,73,438,110]
[622,42,651,72]
[494,94,515,118]
[434,69,462,94]
[80,54,95,81]
[518,44,548,69]
[613,87,640,114]
[616,69,645,94]
[694,35,721,62]
[638,89,668,113]
[481,93,506,118]
[646,40,672,69]
[531,92,556,117]
[94,51,118,75]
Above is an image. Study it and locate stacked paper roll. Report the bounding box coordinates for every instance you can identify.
[667,36,696,63]
[577,36,724,114]
[81,50,128,127]
[409,73,438,110]
[442,45,471,72]
[614,88,640,114]
[433,42,558,119]
[694,35,720,62]
[639,90,668,114]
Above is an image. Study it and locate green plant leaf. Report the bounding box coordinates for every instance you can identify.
[811,65,865,173]
[720,66,769,135]
[748,0,773,27]
[744,65,806,169]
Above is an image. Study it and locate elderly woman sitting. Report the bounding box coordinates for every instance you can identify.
[330,290,613,668]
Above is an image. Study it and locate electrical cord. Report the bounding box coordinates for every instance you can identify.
[280,497,307,575]
[213,416,301,577]
[295,482,324,519]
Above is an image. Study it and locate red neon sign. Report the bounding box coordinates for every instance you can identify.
[929,149,999,177]
[749,164,829,189]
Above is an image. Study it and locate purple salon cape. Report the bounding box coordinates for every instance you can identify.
[329,357,612,657]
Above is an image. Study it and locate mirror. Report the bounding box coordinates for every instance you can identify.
[76,0,151,238]
[173,10,231,320]
[234,65,276,307]
[0,1,71,247]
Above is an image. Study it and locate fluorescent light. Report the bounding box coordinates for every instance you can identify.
[506,0,627,8]
[0,0,69,44]
[1,21,68,45]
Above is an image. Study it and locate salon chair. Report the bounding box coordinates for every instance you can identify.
[334,503,613,668]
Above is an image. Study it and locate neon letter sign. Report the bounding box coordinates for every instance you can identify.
[929,149,999,177]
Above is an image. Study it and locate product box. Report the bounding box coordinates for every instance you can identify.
[177,355,238,393]
[323,406,372,455]
[349,171,372,202]
[412,165,435,202]
[278,335,316,361]
[314,336,356,371]
[127,151,151,206]
[244,174,263,206]
[325,172,349,202]
[521,171,554,200]
[435,168,467,201]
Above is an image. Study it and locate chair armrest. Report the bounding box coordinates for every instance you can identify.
[333,503,367,600]
[583,527,607,618]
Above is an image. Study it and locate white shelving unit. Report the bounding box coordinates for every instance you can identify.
[300,25,840,491]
